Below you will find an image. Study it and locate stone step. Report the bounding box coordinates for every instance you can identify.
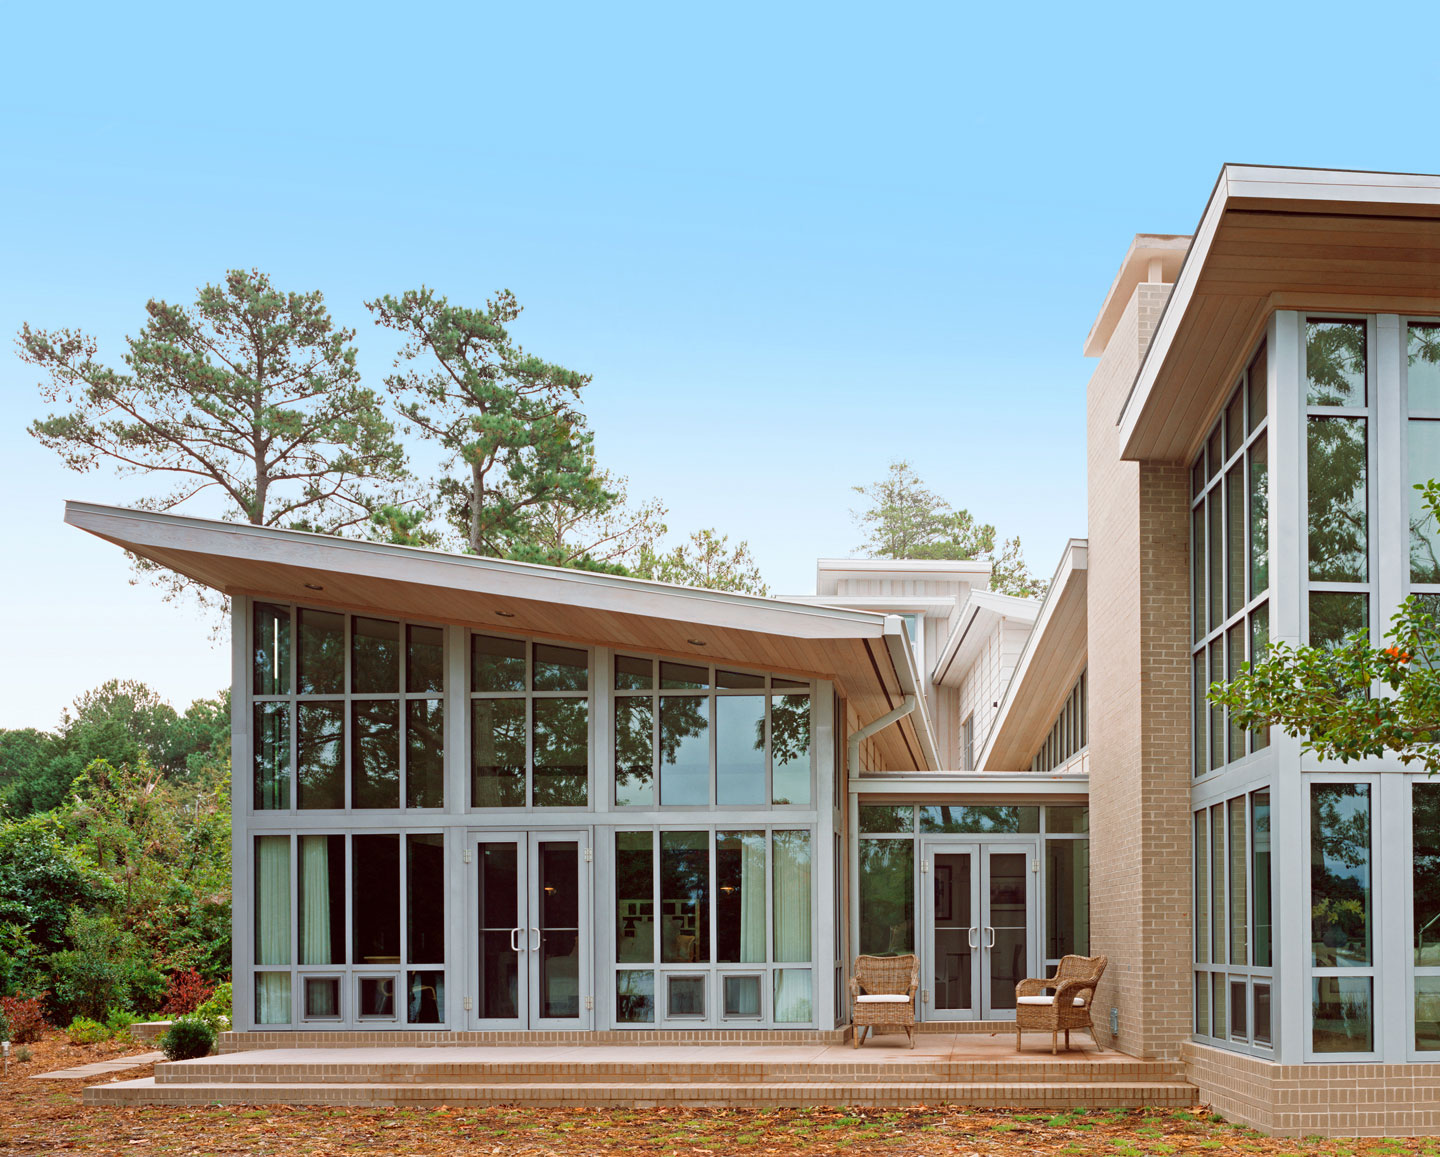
[154,1057,1187,1087]
[86,1077,1199,1110]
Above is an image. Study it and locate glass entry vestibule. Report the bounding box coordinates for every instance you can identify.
[468,829,593,1029]
[922,842,1035,1020]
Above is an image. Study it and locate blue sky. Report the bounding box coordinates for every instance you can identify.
[1,1,1434,727]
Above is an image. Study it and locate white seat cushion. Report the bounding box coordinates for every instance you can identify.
[855,994,911,1004]
[1016,995,1087,1007]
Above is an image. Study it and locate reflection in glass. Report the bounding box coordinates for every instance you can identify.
[1209,641,1224,771]
[471,634,525,692]
[920,805,1038,834]
[297,702,344,809]
[1313,976,1372,1053]
[667,975,704,1017]
[407,833,444,963]
[1311,784,1371,967]
[1254,983,1272,1046]
[1228,797,1247,966]
[533,644,587,691]
[352,834,400,964]
[1226,461,1244,617]
[298,834,344,965]
[477,841,519,1019]
[933,851,973,1011]
[771,694,811,805]
[772,830,812,963]
[614,699,653,806]
[614,655,653,690]
[537,841,580,1018]
[254,703,291,810]
[858,838,913,955]
[1193,653,1206,775]
[1410,323,1440,411]
[358,975,396,1018]
[1225,390,1243,460]
[717,831,765,963]
[1309,593,1369,654]
[1194,811,1208,964]
[1306,318,1367,407]
[405,699,444,808]
[254,603,291,695]
[716,695,765,806]
[1226,623,1246,764]
[1250,605,1270,752]
[352,617,400,694]
[659,697,709,806]
[352,699,400,809]
[1249,433,1268,596]
[1252,790,1271,967]
[616,970,654,1023]
[1192,505,1206,643]
[1212,972,1226,1040]
[1417,977,1440,1051]
[1416,785,1440,971]
[407,969,444,1024]
[1208,492,1223,631]
[532,698,588,807]
[472,699,525,807]
[1410,420,1440,583]
[1308,416,1368,582]
[615,832,654,964]
[406,624,444,693]
[661,831,710,964]
[1211,803,1224,965]
[297,608,344,695]
[1248,343,1267,432]
[1046,839,1089,958]
[1195,972,1209,1036]
[859,805,913,834]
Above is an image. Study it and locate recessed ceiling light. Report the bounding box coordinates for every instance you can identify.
[495,610,516,618]
[303,583,324,591]
[687,638,706,646]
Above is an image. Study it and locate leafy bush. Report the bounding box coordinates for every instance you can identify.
[105,1008,136,1039]
[47,912,163,1023]
[65,1016,109,1044]
[160,968,214,1016]
[0,1004,9,1041]
[158,1015,215,1060]
[194,981,232,1034]
[0,993,48,1043]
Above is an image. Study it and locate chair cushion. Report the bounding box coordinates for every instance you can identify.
[1016,995,1087,1007]
[855,994,911,1004]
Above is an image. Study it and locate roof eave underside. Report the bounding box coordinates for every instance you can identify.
[1119,164,1440,463]
[65,502,938,771]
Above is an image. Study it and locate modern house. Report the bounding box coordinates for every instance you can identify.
[65,164,1440,1135]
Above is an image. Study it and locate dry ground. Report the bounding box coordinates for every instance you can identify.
[4,1032,1440,1155]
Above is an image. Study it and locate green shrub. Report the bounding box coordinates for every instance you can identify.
[105,1008,136,1039]
[47,912,162,1023]
[15,1045,32,1063]
[65,1016,109,1044]
[158,1015,215,1061]
[194,981,232,1034]
[0,1005,9,1042]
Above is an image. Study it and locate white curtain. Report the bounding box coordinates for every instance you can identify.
[739,833,766,964]
[300,836,331,965]
[255,836,291,1024]
[772,831,813,1023]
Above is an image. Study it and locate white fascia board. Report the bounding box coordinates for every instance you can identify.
[931,578,1044,689]
[976,539,1088,769]
[815,558,994,576]
[850,771,1088,796]
[63,501,887,641]
[782,596,958,612]
[882,614,941,771]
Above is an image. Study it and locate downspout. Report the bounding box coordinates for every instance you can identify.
[845,694,917,1001]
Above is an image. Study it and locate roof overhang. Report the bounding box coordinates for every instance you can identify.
[65,502,940,771]
[978,539,1088,771]
[1083,234,1191,358]
[1119,164,1440,462]
[814,557,991,597]
[932,589,1041,688]
[850,770,1087,800]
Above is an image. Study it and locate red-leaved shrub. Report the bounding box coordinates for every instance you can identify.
[160,969,215,1017]
[1,993,50,1043]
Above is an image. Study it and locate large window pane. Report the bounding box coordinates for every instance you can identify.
[1410,322,1440,410]
[254,702,290,810]
[1228,797,1247,966]
[771,694,811,805]
[919,805,1038,834]
[1250,605,1270,752]
[772,830,812,963]
[1193,653,1206,775]
[532,698,588,807]
[406,624,444,694]
[1209,641,1224,771]
[1249,433,1268,596]
[298,834,344,965]
[1308,416,1369,582]
[297,608,344,695]
[297,702,344,809]
[407,833,444,964]
[858,838,913,955]
[1226,623,1246,764]
[352,617,400,694]
[774,970,812,1024]
[615,832,654,964]
[405,699,444,809]
[716,695,765,806]
[254,602,291,695]
[1417,978,1440,1051]
[1309,592,1369,653]
[1226,461,1244,617]
[1415,785,1440,967]
[716,831,766,963]
[533,644,587,691]
[1208,492,1223,631]
[1253,790,1271,968]
[472,699,525,807]
[352,699,400,809]
[614,655,653,690]
[614,699,653,807]
[1192,505,1206,643]
[1194,811,1208,964]
[659,697,709,806]
[1311,784,1371,967]
[1314,977,1373,1053]
[255,835,291,966]
[1046,838,1089,958]
[471,634,525,692]
[1410,420,1440,583]
[1307,318,1366,407]
[660,831,710,964]
[1248,343,1267,432]
[477,842,519,1019]
[616,970,654,1023]
[860,805,913,834]
[352,834,400,964]
[1210,803,1225,964]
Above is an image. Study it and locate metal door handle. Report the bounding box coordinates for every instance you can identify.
[985,926,996,949]
[510,927,522,952]
[967,926,979,949]
[530,926,541,951]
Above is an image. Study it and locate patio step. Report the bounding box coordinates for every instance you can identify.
[85,1076,1198,1110]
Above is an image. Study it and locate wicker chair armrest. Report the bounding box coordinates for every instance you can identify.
[1015,977,1054,998]
[1053,978,1099,1004]
[909,970,919,996]
[848,977,862,998]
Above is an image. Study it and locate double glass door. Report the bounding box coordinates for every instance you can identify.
[469,830,591,1029]
[922,842,1036,1020]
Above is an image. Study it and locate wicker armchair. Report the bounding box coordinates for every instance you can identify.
[1014,954,1107,1053]
[849,953,918,1048]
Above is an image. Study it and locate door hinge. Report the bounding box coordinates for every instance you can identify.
[921,859,930,874]
[1032,859,1039,873]
[464,849,472,864]
[584,847,593,862]
[584,996,594,1011]
[921,989,930,1004]
[463,996,473,1011]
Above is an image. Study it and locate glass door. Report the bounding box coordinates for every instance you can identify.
[924,844,979,1020]
[469,829,591,1029]
[982,846,1034,1020]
